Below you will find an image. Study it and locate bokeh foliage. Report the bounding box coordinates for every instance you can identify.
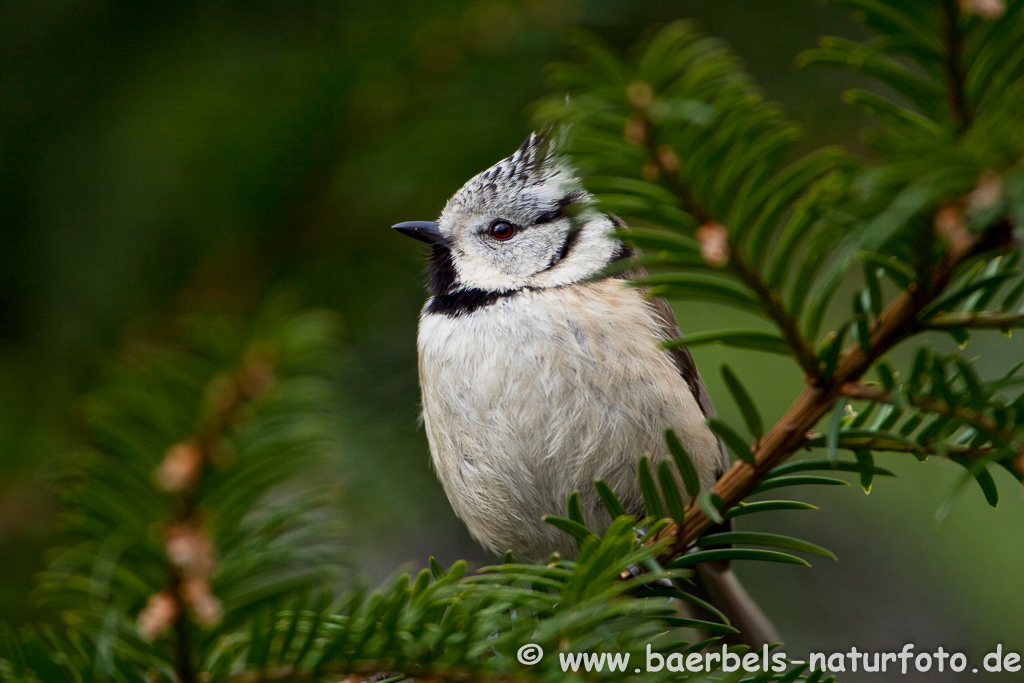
[2,1,1024,682]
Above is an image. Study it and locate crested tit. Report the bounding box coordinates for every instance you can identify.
[394,133,777,645]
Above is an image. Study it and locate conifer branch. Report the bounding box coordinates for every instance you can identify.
[140,350,278,681]
[839,380,1013,443]
[730,249,823,381]
[802,430,999,459]
[660,215,1016,554]
[644,128,822,380]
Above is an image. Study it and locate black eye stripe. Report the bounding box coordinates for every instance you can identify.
[482,192,586,233]
[534,191,586,225]
[534,209,562,224]
[556,227,582,262]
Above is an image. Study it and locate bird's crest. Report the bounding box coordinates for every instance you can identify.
[447,131,577,211]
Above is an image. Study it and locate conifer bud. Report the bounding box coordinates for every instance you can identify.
[164,523,216,578]
[626,81,654,109]
[156,441,203,492]
[137,591,178,641]
[182,578,223,626]
[656,146,680,176]
[967,169,1002,213]
[624,115,647,145]
[696,222,730,267]
[959,0,1006,19]
[934,204,971,254]
[237,352,275,399]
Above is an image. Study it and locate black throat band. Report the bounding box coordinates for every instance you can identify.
[424,242,635,318]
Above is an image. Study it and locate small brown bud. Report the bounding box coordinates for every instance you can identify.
[656,146,680,175]
[181,578,223,626]
[205,374,239,418]
[236,352,276,399]
[624,115,647,145]
[959,0,1005,19]
[967,169,1003,213]
[934,204,972,254]
[642,160,660,182]
[137,590,179,641]
[156,441,203,492]
[164,523,216,578]
[696,222,730,267]
[626,81,654,109]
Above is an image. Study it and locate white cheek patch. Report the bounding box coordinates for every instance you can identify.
[527,216,619,289]
[450,227,559,291]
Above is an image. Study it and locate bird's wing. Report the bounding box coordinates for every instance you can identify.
[605,222,729,477]
[643,294,730,478]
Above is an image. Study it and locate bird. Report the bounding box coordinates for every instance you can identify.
[393,132,777,646]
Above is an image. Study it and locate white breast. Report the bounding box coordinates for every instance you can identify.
[417,279,721,561]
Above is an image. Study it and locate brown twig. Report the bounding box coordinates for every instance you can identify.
[638,118,822,381]
[942,0,973,132]
[138,350,277,682]
[730,249,823,380]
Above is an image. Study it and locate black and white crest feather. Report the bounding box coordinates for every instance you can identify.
[425,131,621,307]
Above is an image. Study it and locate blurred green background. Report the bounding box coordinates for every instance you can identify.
[1,1,1021,680]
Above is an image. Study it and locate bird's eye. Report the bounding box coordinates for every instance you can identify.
[489,221,516,241]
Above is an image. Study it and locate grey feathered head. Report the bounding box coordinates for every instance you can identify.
[394,132,619,296]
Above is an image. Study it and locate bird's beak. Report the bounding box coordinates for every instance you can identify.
[392,221,446,245]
